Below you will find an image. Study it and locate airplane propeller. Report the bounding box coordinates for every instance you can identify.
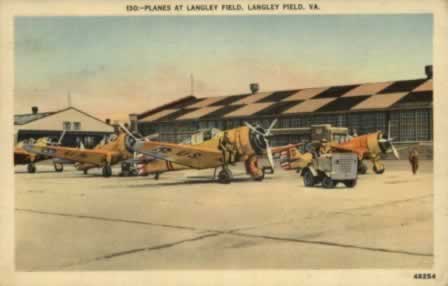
[378,135,400,160]
[119,123,152,158]
[244,119,278,169]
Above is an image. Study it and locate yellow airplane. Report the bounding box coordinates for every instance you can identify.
[129,120,278,183]
[15,135,66,173]
[23,130,139,177]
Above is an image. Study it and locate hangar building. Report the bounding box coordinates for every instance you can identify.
[131,66,433,146]
[14,106,115,148]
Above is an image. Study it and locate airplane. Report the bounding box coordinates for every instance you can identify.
[274,131,399,175]
[23,129,158,177]
[128,120,278,184]
[330,131,400,174]
[14,133,66,173]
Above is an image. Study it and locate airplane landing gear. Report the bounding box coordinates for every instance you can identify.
[120,161,138,177]
[27,163,36,174]
[154,172,160,180]
[253,168,265,181]
[217,166,232,184]
[102,165,112,177]
[358,161,367,174]
[83,169,88,175]
[53,162,64,173]
[373,162,385,174]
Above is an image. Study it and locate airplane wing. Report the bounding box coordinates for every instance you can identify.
[271,143,303,154]
[330,144,368,159]
[23,144,120,166]
[133,141,223,169]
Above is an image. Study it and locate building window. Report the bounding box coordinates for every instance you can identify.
[73,122,81,131]
[399,111,416,141]
[63,121,71,131]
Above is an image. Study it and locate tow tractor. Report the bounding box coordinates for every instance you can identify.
[301,152,358,188]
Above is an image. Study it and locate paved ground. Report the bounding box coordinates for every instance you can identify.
[15,160,433,271]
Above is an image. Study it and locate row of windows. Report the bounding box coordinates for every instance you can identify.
[63,121,81,131]
[141,109,432,143]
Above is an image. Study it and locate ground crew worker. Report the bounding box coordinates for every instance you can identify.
[319,138,332,155]
[219,131,237,164]
[408,148,419,175]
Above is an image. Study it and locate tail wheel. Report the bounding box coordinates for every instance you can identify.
[102,165,112,177]
[54,163,64,173]
[303,170,315,187]
[322,176,335,189]
[27,163,36,174]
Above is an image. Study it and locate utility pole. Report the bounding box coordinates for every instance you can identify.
[67,91,72,107]
[190,73,195,96]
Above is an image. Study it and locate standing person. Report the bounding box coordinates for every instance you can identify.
[408,147,419,175]
[318,138,331,155]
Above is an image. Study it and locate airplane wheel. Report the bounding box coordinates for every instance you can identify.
[83,169,88,175]
[254,169,265,181]
[303,170,315,187]
[217,169,231,184]
[358,162,367,174]
[343,179,357,188]
[154,173,160,180]
[321,176,335,189]
[102,165,112,177]
[27,163,36,174]
[54,163,64,173]
[262,166,274,175]
[373,165,385,174]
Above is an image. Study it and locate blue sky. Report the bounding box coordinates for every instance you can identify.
[15,14,432,120]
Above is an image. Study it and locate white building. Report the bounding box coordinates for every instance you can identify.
[14,106,114,148]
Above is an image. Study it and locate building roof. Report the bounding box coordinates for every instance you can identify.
[14,106,110,126]
[136,78,433,123]
[14,111,56,125]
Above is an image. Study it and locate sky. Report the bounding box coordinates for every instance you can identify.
[14,14,432,121]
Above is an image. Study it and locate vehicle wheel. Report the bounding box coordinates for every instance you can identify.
[154,173,160,180]
[321,176,335,189]
[83,169,88,175]
[373,165,385,174]
[217,169,231,184]
[102,165,112,177]
[344,179,357,188]
[27,163,36,174]
[54,163,64,172]
[303,170,315,187]
[358,161,367,174]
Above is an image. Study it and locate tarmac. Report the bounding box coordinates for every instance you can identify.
[15,160,433,271]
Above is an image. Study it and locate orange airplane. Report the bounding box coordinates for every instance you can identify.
[130,120,278,183]
[330,131,400,174]
[275,131,399,174]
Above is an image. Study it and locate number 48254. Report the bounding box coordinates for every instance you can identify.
[414,273,436,279]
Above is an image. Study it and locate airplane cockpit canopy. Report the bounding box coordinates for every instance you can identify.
[182,128,222,145]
